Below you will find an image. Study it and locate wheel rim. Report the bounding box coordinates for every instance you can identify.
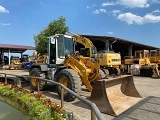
[31,73,38,87]
[59,76,70,94]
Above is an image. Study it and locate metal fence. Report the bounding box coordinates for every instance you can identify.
[0,73,105,120]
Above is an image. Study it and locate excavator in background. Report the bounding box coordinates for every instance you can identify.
[29,33,141,116]
[73,34,122,76]
[97,50,121,76]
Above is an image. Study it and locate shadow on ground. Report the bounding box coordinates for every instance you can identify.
[113,96,160,120]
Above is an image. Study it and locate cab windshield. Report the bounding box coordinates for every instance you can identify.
[150,51,157,56]
[135,51,144,58]
[57,35,74,57]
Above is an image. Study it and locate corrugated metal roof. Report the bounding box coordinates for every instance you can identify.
[0,43,35,49]
[0,43,35,53]
[81,34,159,50]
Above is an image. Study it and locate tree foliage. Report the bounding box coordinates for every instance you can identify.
[34,16,69,55]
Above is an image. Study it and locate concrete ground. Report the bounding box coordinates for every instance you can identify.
[1,69,160,120]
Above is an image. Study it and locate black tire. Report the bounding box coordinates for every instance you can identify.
[30,68,46,90]
[55,69,81,102]
[99,69,106,79]
[116,68,121,76]
[108,67,121,76]
[140,66,153,77]
[101,68,109,78]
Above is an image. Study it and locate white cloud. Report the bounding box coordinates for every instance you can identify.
[0,6,9,13]
[107,32,114,35]
[118,13,143,24]
[118,0,150,8]
[0,23,10,26]
[102,2,116,7]
[93,8,106,14]
[117,12,160,25]
[112,10,121,16]
[144,13,160,23]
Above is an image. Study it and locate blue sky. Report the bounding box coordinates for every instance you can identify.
[0,0,160,55]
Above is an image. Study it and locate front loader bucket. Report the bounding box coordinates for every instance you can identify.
[90,75,142,116]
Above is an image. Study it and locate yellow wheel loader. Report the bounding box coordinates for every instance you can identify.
[29,33,141,116]
[9,56,22,70]
[136,50,153,76]
[123,50,159,78]
[123,50,151,76]
[123,50,151,75]
[133,50,159,78]
[147,49,160,78]
[35,55,47,64]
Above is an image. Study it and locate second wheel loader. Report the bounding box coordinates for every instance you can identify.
[29,33,141,116]
[123,49,160,78]
[143,49,160,78]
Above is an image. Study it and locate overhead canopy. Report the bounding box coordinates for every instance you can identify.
[81,34,159,56]
[82,34,158,50]
[0,43,35,53]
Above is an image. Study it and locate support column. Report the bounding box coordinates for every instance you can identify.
[0,49,2,66]
[20,52,23,62]
[105,40,110,51]
[8,49,10,65]
[1,49,4,65]
[128,45,133,56]
[21,52,22,58]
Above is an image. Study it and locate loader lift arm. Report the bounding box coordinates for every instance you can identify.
[64,54,101,92]
[69,32,97,57]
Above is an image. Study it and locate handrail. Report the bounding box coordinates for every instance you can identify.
[0,73,105,120]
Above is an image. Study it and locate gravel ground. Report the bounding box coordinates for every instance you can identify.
[1,70,160,120]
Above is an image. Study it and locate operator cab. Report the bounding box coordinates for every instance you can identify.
[48,34,74,65]
[48,34,95,65]
[134,50,149,59]
[150,49,160,57]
